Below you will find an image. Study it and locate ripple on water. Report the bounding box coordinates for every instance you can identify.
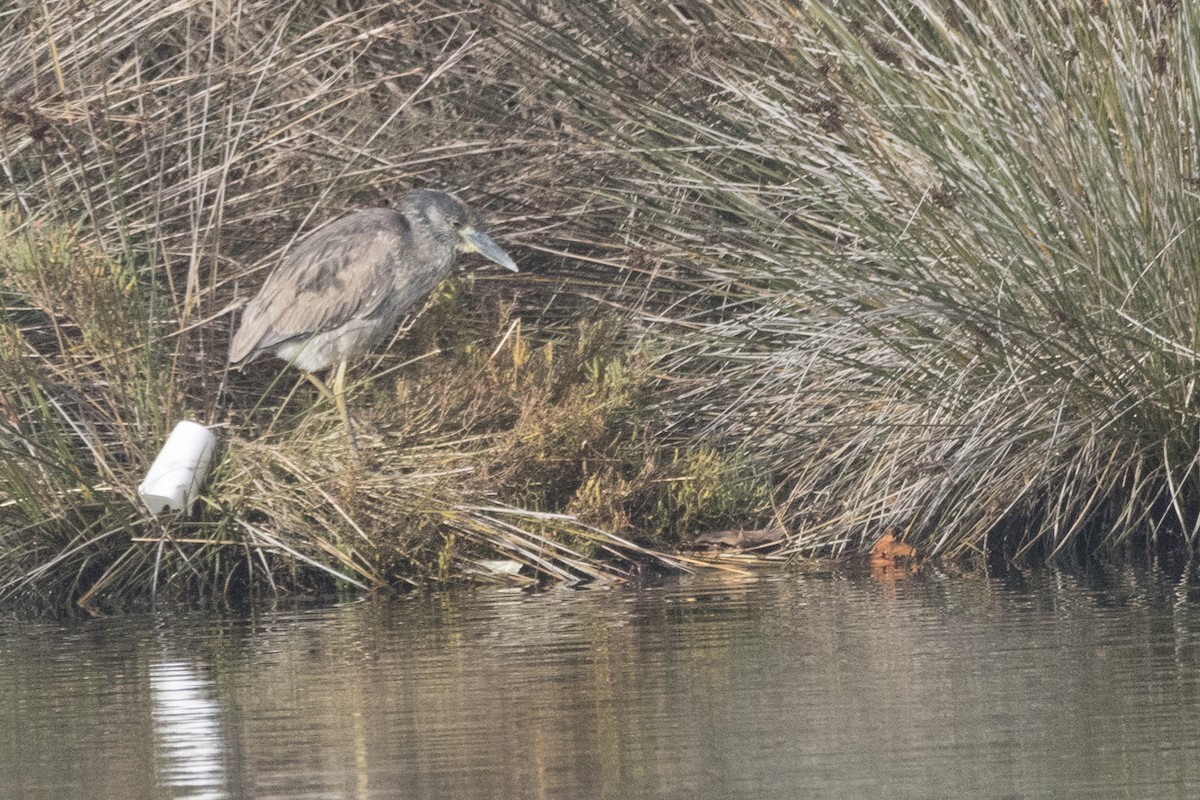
[2,566,1200,799]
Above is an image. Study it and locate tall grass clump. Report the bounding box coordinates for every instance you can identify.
[500,0,1200,557]
[5,0,1198,609]
[0,0,765,610]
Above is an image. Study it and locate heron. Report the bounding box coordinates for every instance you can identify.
[228,189,518,449]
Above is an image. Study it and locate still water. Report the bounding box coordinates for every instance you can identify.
[2,564,1200,799]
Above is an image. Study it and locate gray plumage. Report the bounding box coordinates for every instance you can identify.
[229,189,517,450]
[229,189,517,372]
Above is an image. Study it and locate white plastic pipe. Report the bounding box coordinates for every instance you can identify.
[138,420,216,516]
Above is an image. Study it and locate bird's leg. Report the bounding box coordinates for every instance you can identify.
[331,359,359,454]
[304,372,335,401]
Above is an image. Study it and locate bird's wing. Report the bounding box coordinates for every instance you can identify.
[229,210,408,363]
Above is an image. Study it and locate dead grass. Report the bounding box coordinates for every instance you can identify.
[4,0,1198,609]
[0,0,766,609]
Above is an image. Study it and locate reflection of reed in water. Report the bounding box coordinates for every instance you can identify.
[150,661,229,800]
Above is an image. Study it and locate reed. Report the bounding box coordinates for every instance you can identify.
[3,0,1197,609]
[499,0,1200,557]
[0,0,773,609]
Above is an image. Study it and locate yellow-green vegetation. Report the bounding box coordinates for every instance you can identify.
[0,216,765,608]
[219,312,768,592]
[3,0,1200,608]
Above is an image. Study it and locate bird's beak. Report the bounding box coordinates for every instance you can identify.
[461,228,518,272]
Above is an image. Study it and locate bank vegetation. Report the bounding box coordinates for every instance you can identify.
[1,0,1196,608]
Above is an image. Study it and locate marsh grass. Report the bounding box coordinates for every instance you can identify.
[500,0,1200,558]
[0,205,737,607]
[0,0,771,609]
[3,0,1199,608]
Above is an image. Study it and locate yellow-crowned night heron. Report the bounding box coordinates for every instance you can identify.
[229,189,517,447]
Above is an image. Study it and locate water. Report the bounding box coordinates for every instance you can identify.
[2,565,1200,799]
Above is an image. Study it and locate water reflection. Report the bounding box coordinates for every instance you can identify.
[149,661,227,800]
[0,565,1199,799]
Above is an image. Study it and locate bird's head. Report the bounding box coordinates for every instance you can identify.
[404,189,518,272]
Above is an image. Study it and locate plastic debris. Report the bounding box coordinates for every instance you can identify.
[138,420,215,516]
